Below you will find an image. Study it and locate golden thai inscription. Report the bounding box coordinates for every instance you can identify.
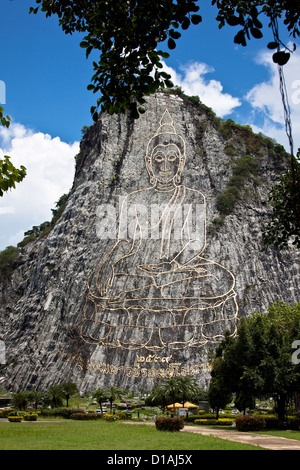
[136,354,173,364]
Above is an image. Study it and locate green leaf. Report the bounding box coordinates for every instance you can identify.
[250,28,263,39]
[167,38,176,50]
[169,29,181,40]
[181,17,190,30]
[158,51,170,59]
[227,16,241,26]
[234,30,246,46]
[273,51,290,66]
[191,14,202,25]
[267,41,279,50]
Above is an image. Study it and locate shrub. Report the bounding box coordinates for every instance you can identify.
[71,412,101,420]
[194,418,234,426]
[235,415,266,432]
[8,416,23,422]
[195,419,217,425]
[0,409,15,418]
[104,413,119,422]
[41,408,85,419]
[285,418,300,430]
[24,414,38,421]
[155,417,184,432]
[217,419,235,426]
[264,416,279,430]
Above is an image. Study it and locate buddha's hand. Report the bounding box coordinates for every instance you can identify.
[139,262,174,275]
[97,260,114,296]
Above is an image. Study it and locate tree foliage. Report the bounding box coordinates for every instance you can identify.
[262,155,300,249]
[0,107,26,197]
[30,0,202,120]
[209,302,300,421]
[30,1,299,119]
[148,376,203,412]
[213,0,299,65]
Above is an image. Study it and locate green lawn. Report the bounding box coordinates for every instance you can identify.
[0,420,265,450]
[255,429,300,441]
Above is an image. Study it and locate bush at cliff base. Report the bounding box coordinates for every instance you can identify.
[235,415,266,432]
[155,417,184,432]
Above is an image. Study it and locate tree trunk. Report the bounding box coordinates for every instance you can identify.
[275,394,287,423]
[294,392,300,414]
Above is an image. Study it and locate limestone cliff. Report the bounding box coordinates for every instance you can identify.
[0,91,299,393]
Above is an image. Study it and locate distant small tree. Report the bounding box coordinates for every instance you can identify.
[106,386,124,413]
[11,391,30,411]
[208,355,233,419]
[92,388,107,412]
[27,389,44,410]
[60,382,79,407]
[46,385,64,409]
[177,376,202,408]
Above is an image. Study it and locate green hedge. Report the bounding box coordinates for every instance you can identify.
[71,412,101,420]
[41,408,85,419]
[188,413,236,422]
[0,409,15,418]
[155,417,184,432]
[264,416,279,430]
[8,416,23,422]
[194,418,234,426]
[24,414,38,421]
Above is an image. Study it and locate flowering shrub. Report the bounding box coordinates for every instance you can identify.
[71,412,101,420]
[155,417,184,432]
[104,413,118,422]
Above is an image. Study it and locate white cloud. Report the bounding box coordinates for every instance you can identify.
[245,46,300,153]
[0,122,79,250]
[161,61,241,118]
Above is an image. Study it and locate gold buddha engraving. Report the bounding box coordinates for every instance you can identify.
[72,110,238,350]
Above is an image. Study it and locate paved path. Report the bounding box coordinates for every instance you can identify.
[125,421,300,450]
[182,424,300,450]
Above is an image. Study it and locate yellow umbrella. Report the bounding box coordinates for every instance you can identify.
[183,402,198,408]
[166,402,198,409]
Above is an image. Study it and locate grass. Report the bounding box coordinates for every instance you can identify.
[0,419,265,450]
[255,429,300,441]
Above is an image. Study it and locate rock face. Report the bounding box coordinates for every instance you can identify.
[0,91,299,393]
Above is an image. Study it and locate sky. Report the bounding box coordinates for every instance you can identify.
[0,0,300,251]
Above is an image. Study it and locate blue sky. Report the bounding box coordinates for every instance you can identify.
[0,0,299,251]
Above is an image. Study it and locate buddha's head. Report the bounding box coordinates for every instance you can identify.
[145,109,186,187]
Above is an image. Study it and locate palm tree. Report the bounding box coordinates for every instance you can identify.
[27,389,44,410]
[153,377,182,415]
[60,382,79,407]
[177,376,200,408]
[47,385,64,409]
[92,388,107,413]
[106,386,124,413]
[151,376,201,415]
[11,391,30,411]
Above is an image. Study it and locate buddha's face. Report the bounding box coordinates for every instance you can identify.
[150,144,182,184]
